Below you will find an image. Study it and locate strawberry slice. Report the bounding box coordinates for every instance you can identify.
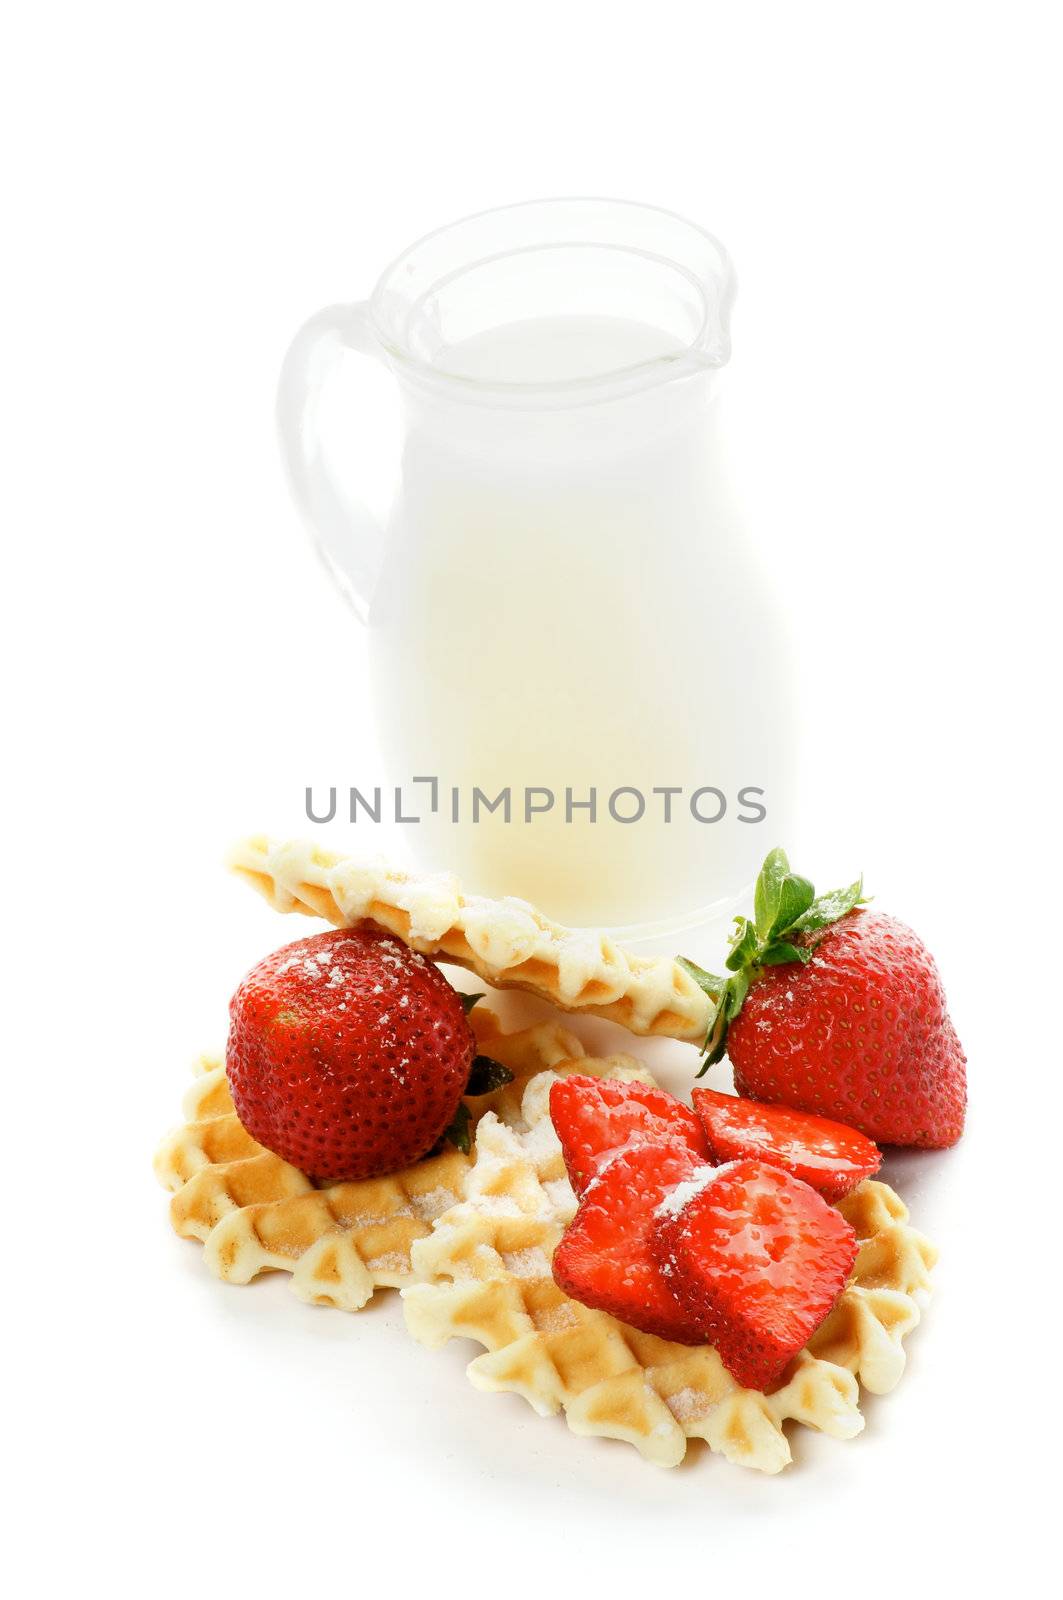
[550,1075,710,1196]
[691,1087,881,1201]
[552,1141,711,1344]
[652,1159,858,1389]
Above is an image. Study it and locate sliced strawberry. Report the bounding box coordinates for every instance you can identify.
[691,1087,881,1201]
[652,1159,858,1389]
[552,1141,711,1344]
[549,1075,710,1196]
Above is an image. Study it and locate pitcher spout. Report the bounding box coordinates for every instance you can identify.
[367,198,737,406]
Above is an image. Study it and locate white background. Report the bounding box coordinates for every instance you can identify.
[4,3,1060,1595]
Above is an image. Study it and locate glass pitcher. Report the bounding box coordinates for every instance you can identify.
[278,199,792,941]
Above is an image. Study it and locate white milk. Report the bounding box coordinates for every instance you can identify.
[437,315,688,384]
[367,314,792,932]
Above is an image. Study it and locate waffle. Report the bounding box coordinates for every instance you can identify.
[154,1010,651,1310]
[402,1072,938,1473]
[228,835,714,1040]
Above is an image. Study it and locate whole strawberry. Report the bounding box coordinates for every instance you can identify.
[226,927,476,1180]
[680,850,966,1149]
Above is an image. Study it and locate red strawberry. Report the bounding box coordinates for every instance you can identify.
[691,1087,880,1201]
[680,850,966,1148]
[226,927,475,1181]
[550,1075,709,1195]
[552,1142,710,1344]
[729,912,966,1147]
[652,1160,858,1389]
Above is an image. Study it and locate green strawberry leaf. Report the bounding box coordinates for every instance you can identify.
[676,956,726,998]
[758,941,813,967]
[459,992,486,1015]
[695,991,733,1073]
[678,956,725,1074]
[725,968,752,1018]
[443,1102,472,1154]
[767,873,815,939]
[791,877,866,933]
[726,918,760,972]
[753,848,790,940]
[465,1055,514,1095]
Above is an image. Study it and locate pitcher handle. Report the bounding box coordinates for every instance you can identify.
[276,301,389,622]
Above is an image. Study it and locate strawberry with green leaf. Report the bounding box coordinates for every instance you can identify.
[679,849,966,1149]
